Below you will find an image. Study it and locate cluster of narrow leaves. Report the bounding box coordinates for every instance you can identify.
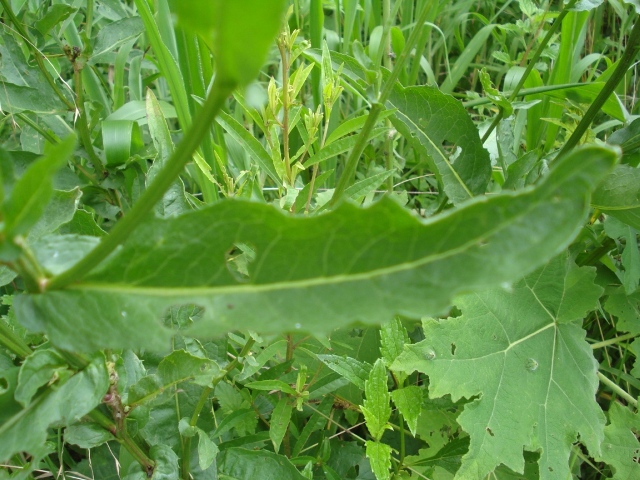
[0,1,640,480]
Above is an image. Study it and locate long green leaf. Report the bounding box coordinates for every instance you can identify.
[0,354,108,462]
[15,146,617,352]
[389,85,491,204]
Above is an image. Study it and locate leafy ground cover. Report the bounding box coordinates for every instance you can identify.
[0,0,639,479]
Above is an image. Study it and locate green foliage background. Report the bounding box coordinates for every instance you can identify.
[0,0,639,479]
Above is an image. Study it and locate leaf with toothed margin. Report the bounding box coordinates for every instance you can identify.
[391,254,606,480]
[14,146,617,353]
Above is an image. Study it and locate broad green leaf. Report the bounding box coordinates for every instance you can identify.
[218,447,307,479]
[604,216,640,294]
[65,423,113,449]
[34,235,101,276]
[607,117,640,166]
[270,397,293,453]
[124,444,179,480]
[198,428,219,471]
[604,290,640,334]
[0,354,108,462]
[3,135,76,239]
[592,164,640,229]
[392,255,606,479]
[362,359,391,441]
[388,85,491,204]
[27,188,82,241]
[169,0,287,86]
[90,17,145,64]
[365,441,392,480]
[0,33,67,114]
[15,349,70,406]
[16,146,617,352]
[390,386,422,437]
[597,402,640,479]
[127,350,220,407]
[317,354,372,390]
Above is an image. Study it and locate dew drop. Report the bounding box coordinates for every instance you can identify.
[120,311,127,318]
[525,358,539,372]
[53,251,59,259]
[295,323,301,329]
[500,282,512,292]
[424,348,436,360]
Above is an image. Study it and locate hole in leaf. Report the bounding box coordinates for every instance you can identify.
[0,377,8,394]
[450,343,456,355]
[225,242,257,283]
[486,427,494,437]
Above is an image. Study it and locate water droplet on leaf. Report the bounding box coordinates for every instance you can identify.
[525,358,538,371]
[424,348,436,360]
[120,311,127,318]
[295,323,301,329]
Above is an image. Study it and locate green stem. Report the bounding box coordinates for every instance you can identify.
[46,79,236,291]
[329,1,432,207]
[88,410,155,475]
[0,0,75,111]
[591,333,639,350]
[0,319,32,358]
[597,372,638,407]
[557,16,640,159]
[463,83,587,108]
[382,0,394,193]
[181,336,255,480]
[73,65,106,176]
[85,0,94,39]
[278,39,293,185]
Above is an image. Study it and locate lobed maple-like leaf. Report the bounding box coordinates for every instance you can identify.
[392,254,606,479]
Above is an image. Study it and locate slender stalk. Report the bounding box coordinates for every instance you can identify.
[85,0,94,38]
[481,0,579,143]
[88,410,155,475]
[46,78,237,290]
[597,372,638,407]
[557,17,640,159]
[591,333,639,350]
[0,0,75,111]
[329,1,432,207]
[382,0,394,193]
[73,64,106,176]
[463,83,587,108]
[277,39,293,184]
[181,337,255,480]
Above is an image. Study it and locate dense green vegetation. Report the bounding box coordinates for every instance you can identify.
[0,0,639,478]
